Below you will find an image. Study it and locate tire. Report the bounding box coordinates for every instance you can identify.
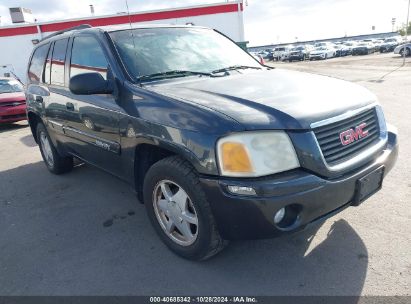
[36,123,73,174]
[143,155,226,260]
[405,48,411,57]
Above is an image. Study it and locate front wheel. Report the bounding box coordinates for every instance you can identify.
[402,48,411,56]
[143,156,226,260]
[36,123,73,174]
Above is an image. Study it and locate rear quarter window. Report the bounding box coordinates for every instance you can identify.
[28,44,49,83]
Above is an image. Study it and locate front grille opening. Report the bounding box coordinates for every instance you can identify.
[313,108,380,165]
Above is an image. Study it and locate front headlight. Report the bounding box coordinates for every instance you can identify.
[216,131,300,177]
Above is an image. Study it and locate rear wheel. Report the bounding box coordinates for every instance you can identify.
[143,156,226,260]
[36,123,73,174]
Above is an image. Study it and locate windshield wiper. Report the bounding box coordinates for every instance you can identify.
[136,70,213,82]
[211,65,262,74]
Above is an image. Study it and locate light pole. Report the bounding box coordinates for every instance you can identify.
[403,0,410,65]
[392,17,396,32]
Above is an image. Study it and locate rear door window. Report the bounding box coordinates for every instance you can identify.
[28,44,49,83]
[50,38,69,86]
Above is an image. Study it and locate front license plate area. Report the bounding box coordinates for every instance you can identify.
[352,166,384,206]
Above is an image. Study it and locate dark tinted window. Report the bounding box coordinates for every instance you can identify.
[70,36,108,80]
[43,43,53,84]
[51,38,68,86]
[28,44,49,83]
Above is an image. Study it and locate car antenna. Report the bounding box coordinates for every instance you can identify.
[124,0,141,85]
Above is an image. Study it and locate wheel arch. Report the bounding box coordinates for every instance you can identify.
[27,111,42,143]
[133,141,203,203]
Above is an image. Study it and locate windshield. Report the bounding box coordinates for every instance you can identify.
[109,27,261,81]
[0,79,23,94]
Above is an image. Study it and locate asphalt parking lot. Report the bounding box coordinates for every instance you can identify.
[1,53,410,296]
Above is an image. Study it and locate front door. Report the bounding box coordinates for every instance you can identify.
[62,35,123,176]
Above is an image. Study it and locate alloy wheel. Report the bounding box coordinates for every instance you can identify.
[153,180,199,246]
[40,131,54,167]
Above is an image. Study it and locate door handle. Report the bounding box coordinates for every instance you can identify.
[66,102,75,111]
[35,96,43,103]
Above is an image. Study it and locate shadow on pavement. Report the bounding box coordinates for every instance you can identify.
[19,134,37,147]
[0,121,28,133]
[0,161,368,297]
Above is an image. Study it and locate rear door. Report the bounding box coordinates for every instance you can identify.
[26,43,62,140]
[63,35,123,175]
[44,38,72,140]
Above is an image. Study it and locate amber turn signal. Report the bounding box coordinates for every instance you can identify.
[221,142,253,173]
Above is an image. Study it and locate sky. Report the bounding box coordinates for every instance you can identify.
[0,0,409,46]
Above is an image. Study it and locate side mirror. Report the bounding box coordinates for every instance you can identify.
[69,73,113,95]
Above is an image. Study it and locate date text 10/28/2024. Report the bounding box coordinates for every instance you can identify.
[149,297,257,303]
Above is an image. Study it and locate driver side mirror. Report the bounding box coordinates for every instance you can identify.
[69,73,113,95]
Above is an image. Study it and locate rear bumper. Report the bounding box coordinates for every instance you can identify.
[200,128,398,240]
[0,104,27,123]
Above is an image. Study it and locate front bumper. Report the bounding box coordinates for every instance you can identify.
[0,104,27,123]
[309,55,325,60]
[200,129,398,240]
[289,54,304,60]
[352,48,369,55]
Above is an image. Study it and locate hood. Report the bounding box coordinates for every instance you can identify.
[0,92,25,103]
[146,69,376,130]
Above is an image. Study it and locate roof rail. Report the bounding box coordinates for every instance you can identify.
[40,24,92,42]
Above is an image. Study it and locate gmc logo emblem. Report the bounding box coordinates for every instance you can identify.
[339,123,369,146]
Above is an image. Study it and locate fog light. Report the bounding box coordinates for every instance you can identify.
[274,207,286,224]
[227,185,256,196]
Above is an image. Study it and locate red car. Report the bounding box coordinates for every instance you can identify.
[0,77,27,124]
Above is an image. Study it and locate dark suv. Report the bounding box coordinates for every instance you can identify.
[26,24,398,260]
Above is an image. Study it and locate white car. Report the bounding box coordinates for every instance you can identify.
[394,42,411,56]
[309,47,335,60]
[272,46,290,61]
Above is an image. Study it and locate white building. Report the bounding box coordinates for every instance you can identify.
[0,1,245,82]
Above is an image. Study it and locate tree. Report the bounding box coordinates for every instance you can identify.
[399,22,411,36]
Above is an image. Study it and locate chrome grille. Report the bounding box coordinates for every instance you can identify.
[313,108,380,165]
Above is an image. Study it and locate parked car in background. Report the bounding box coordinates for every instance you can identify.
[273,46,290,61]
[288,45,309,61]
[309,46,335,60]
[394,42,411,56]
[379,38,400,53]
[352,42,375,55]
[339,41,357,55]
[333,44,352,57]
[263,49,275,61]
[0,77,26,124]
[372,40,384,52]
